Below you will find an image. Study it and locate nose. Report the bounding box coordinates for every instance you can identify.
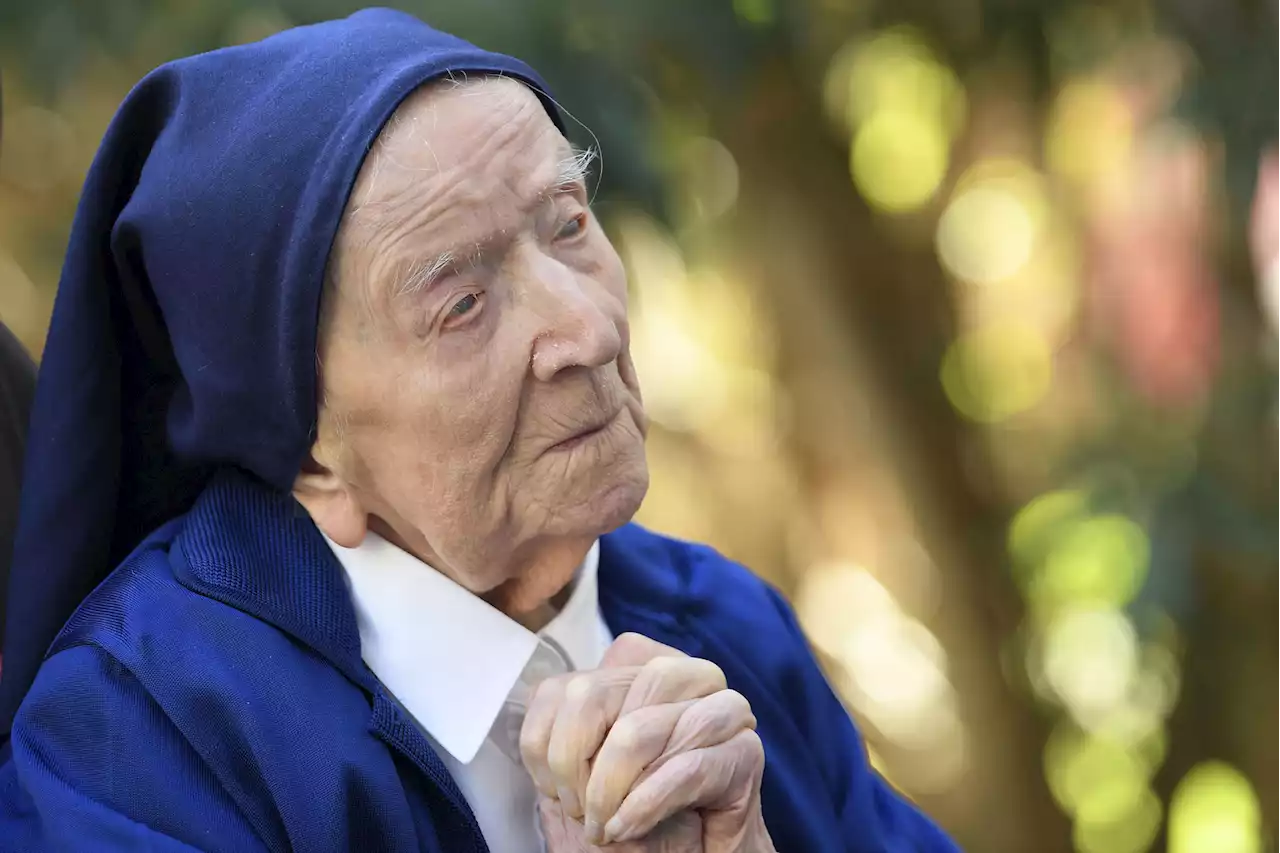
[527,255,622,382]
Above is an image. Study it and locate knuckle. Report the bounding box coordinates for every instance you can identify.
[547,737,575,777]
[614,631,647,647]
[720,688,757,727]
[564,674,592,704]
[547,742,573,778]
[608,713,644,752]
[702,659,728,689]
[608,705,673,758]
[668,746,706,779]
[528,673,568,709]
[546,671,575,691]
[739,728,765,762]
[612,632,652,657]
[720,687,749,711]
[518,723,544,761]
[640,654,680,676]
[675,657,726,690]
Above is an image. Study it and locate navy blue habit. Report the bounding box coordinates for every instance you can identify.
[0,9,959,852]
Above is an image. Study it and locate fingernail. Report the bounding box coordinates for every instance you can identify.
[583,818,603,845]
[603,816,626,844]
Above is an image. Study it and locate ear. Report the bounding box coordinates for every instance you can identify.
[292,445,368,548]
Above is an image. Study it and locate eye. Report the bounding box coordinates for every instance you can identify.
[447,293,480,319]
[556,213,587,241]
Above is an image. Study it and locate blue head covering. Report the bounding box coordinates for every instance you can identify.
[0,8,563,733]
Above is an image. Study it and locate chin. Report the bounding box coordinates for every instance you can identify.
[589,465,649,533]
[519,473,646,554]
[550,446,648,537]
[570,426,650,531]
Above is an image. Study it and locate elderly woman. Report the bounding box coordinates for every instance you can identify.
[0,11,958,852]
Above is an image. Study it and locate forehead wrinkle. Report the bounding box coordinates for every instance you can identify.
[366,175,509,268]
[370,145,584,305]
[352,90,544,231]
[347,82,579,308]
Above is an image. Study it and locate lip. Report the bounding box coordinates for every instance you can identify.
[547,410,620,453]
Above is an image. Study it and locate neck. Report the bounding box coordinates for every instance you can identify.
[484,535,591,631]
[511,601,557,633]
[513,579,575,631]
[365,514,590,632]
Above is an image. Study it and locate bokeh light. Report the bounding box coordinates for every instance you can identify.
[850,112,950,213]
[940,322,1053,422]
[1009,490,1091,575]
[1046,79,1134,191]
[936,161,1050,286]
[1044,723,1163,853]
[827,28,965,214]
[795,560,899,656]
[1041,606,1137,722]
[1008,490,1152,617]
[1035,514,1150,611]
[619,214,779,455]
[1168,761,1264,853]
[672,136,740,226]
[824,27,966,136]
[937,185,1038,284]
[1073,787,1162,853]
[796,561,966,785]
[732,0,774,27]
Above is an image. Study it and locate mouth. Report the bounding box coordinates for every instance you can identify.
[547,410,620,453]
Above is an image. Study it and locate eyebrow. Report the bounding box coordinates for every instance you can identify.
[548,145,596,196]
[391,146,597,300]
[391,250,457,300]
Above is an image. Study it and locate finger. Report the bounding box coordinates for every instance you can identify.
[520,675,571,800]
[545,667,637,819]
[536,798,596,853]
[600,632,686,668]
[525,656,714,816]
[620,655,727,717]
[582,700,692,842]
[584,690,754,839]
[603,729,765,846]
[660,689,756,758]
[606,812,704,853]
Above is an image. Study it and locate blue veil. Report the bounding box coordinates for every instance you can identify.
[0,8,563,734]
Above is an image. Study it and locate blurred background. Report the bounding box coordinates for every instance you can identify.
[0,1,1275,851]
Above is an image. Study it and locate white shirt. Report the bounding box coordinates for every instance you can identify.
[327,532,613,852]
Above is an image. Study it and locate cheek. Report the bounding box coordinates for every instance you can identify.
[375,350,524,478]
[331,313,532,499]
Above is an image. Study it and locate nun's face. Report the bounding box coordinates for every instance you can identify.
[293,77,648,623]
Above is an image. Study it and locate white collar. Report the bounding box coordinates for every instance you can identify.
[326,531,602,764]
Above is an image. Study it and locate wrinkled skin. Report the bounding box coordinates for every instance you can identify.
[539,799,704,852]
[525,634,775,852]
[293,76,774,849]
[293,77,648,624]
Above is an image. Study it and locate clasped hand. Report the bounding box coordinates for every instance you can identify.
[519,633,775,852]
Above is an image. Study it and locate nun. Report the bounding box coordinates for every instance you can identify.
[0,10,959,852]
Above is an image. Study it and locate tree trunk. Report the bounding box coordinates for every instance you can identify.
[708,67,1073,852]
